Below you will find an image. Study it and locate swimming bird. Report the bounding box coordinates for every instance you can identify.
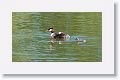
[48,27,70,39]
[48,27,86,47]
[48,27,70,46]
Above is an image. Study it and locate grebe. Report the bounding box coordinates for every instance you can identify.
[48,27,86,47]
[48,28,70,39]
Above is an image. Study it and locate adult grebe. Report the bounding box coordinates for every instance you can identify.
[48,27,86,47]
[48,27,70,47]
[48,28,70,39]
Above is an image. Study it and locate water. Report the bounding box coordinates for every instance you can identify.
[12,12,102,62]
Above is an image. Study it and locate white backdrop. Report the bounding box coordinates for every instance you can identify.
[0,0,119,80]
[0,0,114,74]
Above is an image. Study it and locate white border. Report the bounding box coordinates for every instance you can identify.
[0,0,114,74]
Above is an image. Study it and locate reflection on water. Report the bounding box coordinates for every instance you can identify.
[12,12,102,62]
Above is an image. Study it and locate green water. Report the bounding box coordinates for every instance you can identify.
[12,12,102,62]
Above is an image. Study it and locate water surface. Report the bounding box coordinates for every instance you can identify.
[12,12,102,62]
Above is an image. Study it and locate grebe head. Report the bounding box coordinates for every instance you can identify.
[48,28,55,33]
